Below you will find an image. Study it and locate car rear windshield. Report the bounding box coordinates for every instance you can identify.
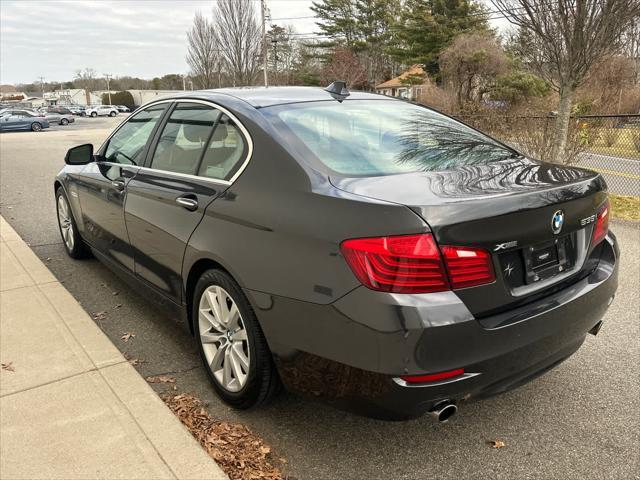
[267,100,517,176]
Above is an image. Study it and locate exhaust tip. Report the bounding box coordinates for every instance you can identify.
[429,401,458,423]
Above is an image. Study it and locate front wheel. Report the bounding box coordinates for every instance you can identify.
[56,188,91,259]
[91,112,97,117]
[60,118,69,126]
[31,122,42,132]
[109,111,116,117]
[193,269,280,409]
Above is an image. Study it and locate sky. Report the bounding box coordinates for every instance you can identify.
[0,0,508,86]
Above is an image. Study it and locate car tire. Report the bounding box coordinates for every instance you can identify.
[81,112,86,117]
[55,187,91,259]
[193,269,280,409]
[60,118,69,126]
[91,112,97,117]
[109,111,116,117]
[31,122,42,132]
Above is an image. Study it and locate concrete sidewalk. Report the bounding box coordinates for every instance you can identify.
[0,216,227,480]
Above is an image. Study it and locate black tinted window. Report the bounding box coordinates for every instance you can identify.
[150,103,221,175]
[268,100,516,176]
[104,104,166,165]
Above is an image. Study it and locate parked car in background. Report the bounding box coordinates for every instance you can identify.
[68,105,87,116]
[47,106,73,115]
[0,109,50,131]
[54,86,618,421]
[42,111,75,126]
[116,105,131,112]
[85,105,118,117]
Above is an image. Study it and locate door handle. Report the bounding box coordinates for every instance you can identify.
[111,179,126,191]
[176,196,198,211]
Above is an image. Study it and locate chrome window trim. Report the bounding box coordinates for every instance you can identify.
[98,98,253,186]
[136,166,231,186]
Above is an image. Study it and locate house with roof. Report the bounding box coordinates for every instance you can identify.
[375,64,431,101]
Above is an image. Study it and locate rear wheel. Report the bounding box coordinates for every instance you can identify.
[56,188,91,259]
[60,118,69,126]
[193,269,280,409]
[31,122,42,132]
[91,112,97,117]
[109,111,116,117]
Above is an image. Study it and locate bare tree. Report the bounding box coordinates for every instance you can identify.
[320,47,367,88]
[492,0,640,163]
[212,0,262,86]
[186,12,218,89]
[440,33,509,110]
[73,68,98,91]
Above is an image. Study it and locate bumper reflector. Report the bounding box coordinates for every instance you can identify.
[400,368,465,384]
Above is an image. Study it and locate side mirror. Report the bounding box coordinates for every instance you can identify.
[65,144,94,165]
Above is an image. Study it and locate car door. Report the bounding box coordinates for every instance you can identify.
[0,112,20,131]
[75,103,169,272]
[124,100,249,303]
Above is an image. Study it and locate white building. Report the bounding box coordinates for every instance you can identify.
[43,89,100,106]
[127,90,182,107]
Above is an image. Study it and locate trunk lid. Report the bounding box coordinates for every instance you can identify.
[331,157,608,316]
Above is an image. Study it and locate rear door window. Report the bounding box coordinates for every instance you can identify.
[198,114,248,181]
[149,102,221,175]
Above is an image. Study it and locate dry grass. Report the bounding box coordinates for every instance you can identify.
[610,194,640,222]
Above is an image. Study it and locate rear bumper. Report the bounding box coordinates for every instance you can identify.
[247,232,619,419]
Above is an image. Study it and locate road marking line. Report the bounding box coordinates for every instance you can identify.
[589,168,640,180]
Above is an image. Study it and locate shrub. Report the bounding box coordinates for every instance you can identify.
[101,91,135,108]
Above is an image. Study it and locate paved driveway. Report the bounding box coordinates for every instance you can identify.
[1,127,638,480]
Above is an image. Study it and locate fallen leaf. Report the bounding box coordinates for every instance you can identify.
[146,375,176,384]
[121,332,136,342]
[487,439,506,449]
[46,257,52,262]
[163,393,285,480]
[128,357,145,366]
[114,304,122,309]
[92,311,107,321]
[112,291,119,296]
[1,362,15,372]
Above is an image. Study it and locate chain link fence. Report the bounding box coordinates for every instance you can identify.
[457,114,640,197]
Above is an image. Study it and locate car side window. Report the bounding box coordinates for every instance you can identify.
[103,104,166,165]
[198,114,248,181]
[149,102,220,175]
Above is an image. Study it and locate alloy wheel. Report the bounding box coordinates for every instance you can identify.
[31,123,41,132]
[198,285,250,392]
[57,195,74,251]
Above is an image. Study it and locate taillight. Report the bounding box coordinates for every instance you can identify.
[340,234,495,294]
[591,199,610,247]
[340,234,449,293]
[441,245,496,289]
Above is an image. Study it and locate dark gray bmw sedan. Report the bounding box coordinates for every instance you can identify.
[54,85,619,420]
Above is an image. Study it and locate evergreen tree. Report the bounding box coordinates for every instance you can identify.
[392,0,489,76]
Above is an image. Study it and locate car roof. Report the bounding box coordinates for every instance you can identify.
[179,86,389,108]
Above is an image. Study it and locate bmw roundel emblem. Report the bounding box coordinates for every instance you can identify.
[551,210,564,234]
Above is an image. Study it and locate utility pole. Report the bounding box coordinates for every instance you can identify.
[261,0,268,87]
[38,76,45,98]
[182,75,186,91]
[104,74,112,105]
[271,38,278,85]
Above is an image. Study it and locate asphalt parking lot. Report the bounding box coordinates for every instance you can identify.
[1,125,638,480]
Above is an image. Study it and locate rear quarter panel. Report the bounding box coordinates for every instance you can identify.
[182,102,429,305]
